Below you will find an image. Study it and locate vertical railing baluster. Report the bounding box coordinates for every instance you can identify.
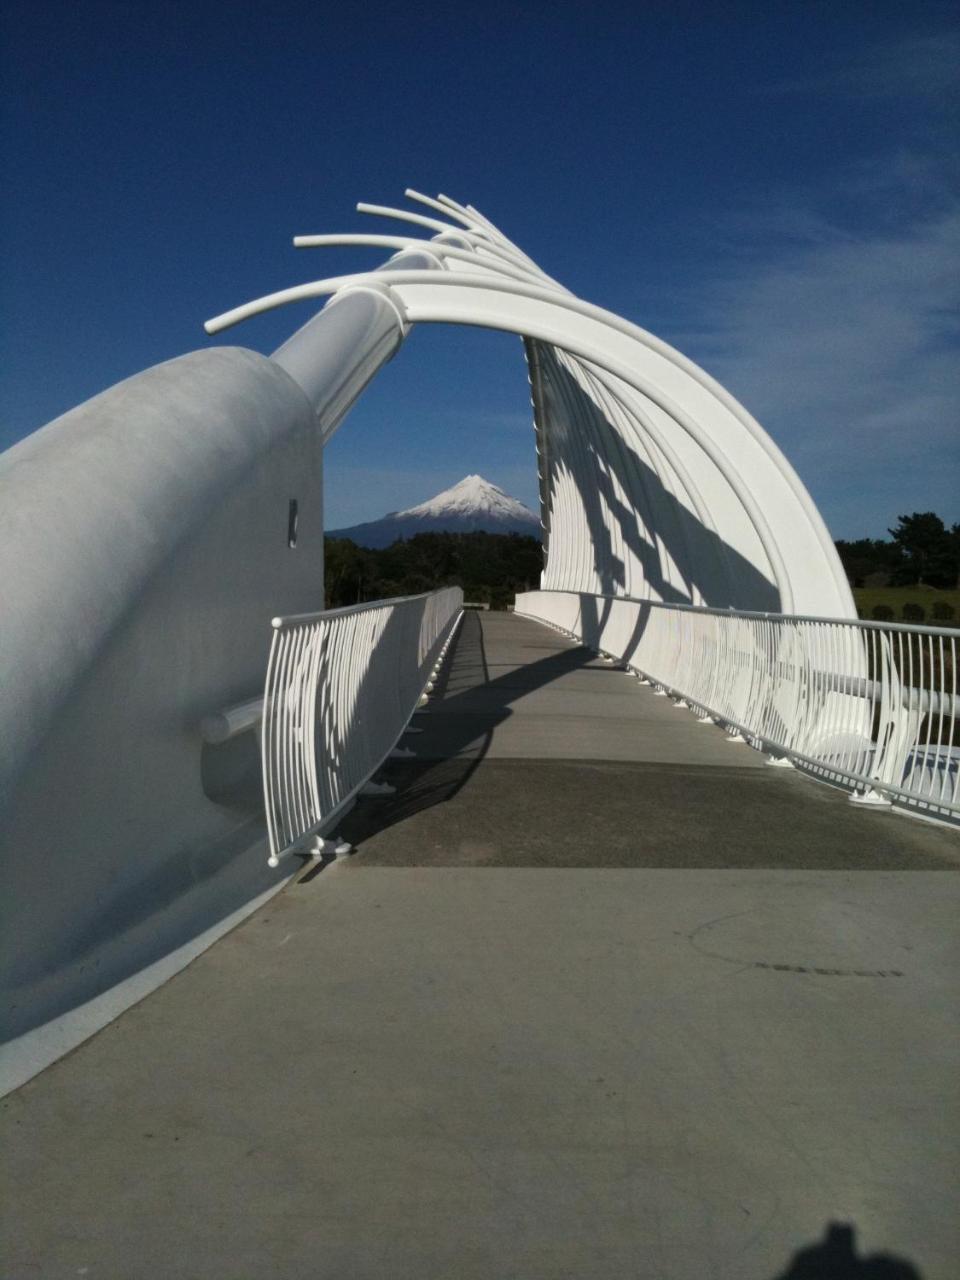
[262,587,463,864]
[516,589,958,823]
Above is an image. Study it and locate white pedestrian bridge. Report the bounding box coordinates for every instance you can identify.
[1,192,957,1278]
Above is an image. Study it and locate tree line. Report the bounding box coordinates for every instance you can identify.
[324,530,543,611]
[834,512,959,590]
[324,512,959,615]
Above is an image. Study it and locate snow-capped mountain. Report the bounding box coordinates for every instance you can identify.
[328,475,540,548]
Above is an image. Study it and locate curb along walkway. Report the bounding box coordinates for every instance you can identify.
[2,611,958,1279]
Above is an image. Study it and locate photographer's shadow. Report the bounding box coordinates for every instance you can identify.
[774,1222,922,1279]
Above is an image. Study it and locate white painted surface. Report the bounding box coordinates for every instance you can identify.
[0,348,326,1059]
[1,226,429,1082]
[200,697,264,744]
[207,191,855,618]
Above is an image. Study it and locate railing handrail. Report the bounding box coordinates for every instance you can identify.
[517,588,959,824]
[272,585,460,629]
[534,587,960,639]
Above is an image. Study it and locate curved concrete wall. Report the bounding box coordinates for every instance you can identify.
[0,348,325,1048]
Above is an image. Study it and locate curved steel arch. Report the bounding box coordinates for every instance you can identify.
[206,191,854,618]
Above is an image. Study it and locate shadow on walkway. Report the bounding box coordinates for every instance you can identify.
[324,612,960,873]
[337,610,605,849]
[773,1222,922,1279]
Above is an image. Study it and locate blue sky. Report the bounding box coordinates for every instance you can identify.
[2,0,957,537]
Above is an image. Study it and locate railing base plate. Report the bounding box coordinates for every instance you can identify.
[849,788,893,808]
[360,780,397,797]
[308,836,352,859]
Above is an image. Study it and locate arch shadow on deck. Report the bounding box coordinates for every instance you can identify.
[337,611,960,872]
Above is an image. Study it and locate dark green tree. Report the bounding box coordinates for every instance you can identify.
[324,531,544,609]
[324,537,378,608]
[888,513,957,588]
[833,537,900,587]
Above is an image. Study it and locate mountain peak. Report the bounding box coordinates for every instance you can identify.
[398,474,524,519]
[396,473,535,522]
[328,474,540,548]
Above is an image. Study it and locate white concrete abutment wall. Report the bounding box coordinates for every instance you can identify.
[0,273,425,1088]
[0,349,324,1056]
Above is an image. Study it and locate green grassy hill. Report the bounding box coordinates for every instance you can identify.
[852,585,959,624]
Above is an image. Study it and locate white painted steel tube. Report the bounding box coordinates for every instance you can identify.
[268,240,449,437]
[200,697,263,744]
[261,588,463,865]
[293,235,551,287]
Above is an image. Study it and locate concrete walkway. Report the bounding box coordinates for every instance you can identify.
[2,612,958,1279]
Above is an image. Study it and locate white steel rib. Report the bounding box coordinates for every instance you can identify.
[205,189,855,617]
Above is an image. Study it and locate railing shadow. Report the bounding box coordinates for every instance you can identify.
[336,610,609,849]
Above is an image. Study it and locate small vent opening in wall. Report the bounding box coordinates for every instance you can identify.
[287,499,299,548]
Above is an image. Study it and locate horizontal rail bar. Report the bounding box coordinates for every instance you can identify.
[534,587,960,638]
[200,697,263,744]
[272,588,447,628]
[517,589,959,824]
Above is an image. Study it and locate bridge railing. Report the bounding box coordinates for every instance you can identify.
[516,590,959,825]
[262,587,463,865]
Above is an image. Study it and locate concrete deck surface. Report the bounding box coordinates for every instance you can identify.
[2,611,958,1279]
